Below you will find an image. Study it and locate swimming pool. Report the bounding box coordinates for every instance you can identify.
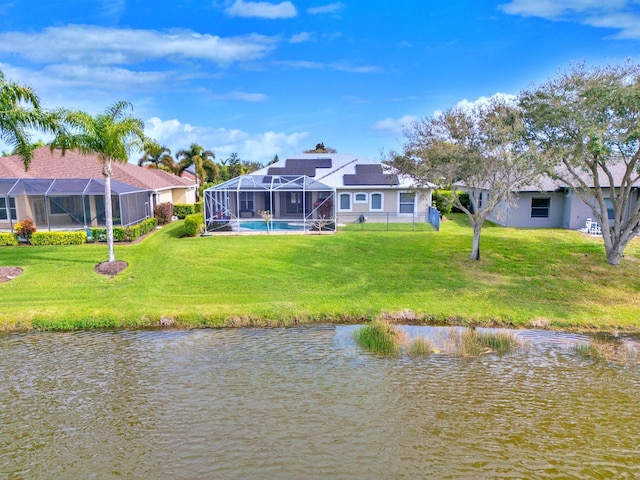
[239,220,306,231]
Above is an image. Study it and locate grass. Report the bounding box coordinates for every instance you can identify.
[1,213,640,331]
[354,320,400,355]
[575,338,640,366]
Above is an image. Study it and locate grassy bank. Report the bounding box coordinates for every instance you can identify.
[1,214,640,332]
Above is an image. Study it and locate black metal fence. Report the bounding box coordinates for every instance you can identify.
[338,207,440,232]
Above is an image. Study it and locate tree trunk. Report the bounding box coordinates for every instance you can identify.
[103,160,115,263]
[606,248,622,266]
[470,222,482,261]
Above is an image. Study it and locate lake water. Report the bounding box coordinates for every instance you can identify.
[1,326,639,479]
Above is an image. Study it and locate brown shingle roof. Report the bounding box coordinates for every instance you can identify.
[0,147,195,190]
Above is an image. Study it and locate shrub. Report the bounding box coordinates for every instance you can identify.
[30,231,87,246]
[173,204,196,219]
[194,201,203,214]
[0,232,18,246]
[432,190,453,217]
[90,218,158,243]
[14,219,36,243]
[184,213,204,237]
[90,227,126,242]
[154,202,173,225]
[452,191,470,213]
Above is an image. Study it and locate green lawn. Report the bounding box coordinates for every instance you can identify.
[2,214,640,332]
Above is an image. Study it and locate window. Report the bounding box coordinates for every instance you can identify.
[339,193,351,211]
[354,193,367,203]
[370,192,383,211]
[239,192,254,211]
[0,197,15,220]
[286,192,303,214]
[478,192,483,208]
[605,198,615,222]
[49,196,76,215]
[531,197,550,218]
[399,192,415,214]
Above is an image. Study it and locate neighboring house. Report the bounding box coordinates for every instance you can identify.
[485,165,639,229]
[203,153,433,233]
[0,146,196,232]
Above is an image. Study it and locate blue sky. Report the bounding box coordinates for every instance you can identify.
[1,0,639,165]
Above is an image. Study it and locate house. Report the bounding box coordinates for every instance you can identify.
[485,165,640,229]
[0,146,196,232]
[203,153,434,233]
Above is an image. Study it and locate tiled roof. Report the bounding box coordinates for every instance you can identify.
[0,147,195,191]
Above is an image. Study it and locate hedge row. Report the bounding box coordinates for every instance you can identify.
[173,202,203,219]
[30,231,87,246]
[183,213,204,237]
[91,217,158,243]
[0,232,19,246]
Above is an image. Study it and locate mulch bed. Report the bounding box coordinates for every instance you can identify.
[0,267,24,282]
[94,260,129,277]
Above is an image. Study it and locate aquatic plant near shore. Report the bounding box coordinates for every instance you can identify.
[405,336,435,356]
[432,328,521,357]
[354,320,400,355]
[575,338,640,366]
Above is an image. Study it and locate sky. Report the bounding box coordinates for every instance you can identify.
[0,0,639,165]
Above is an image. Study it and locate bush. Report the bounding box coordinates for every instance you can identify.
[14,219,36,243]
[173,204,196,219]
[194,201,203,214]
[30,231,87,246]
[452,191,470,213]
[184,213,204,237]
[433,190,453,217]
[90,227,126,242]
[0,232,18,246]
[154,202,173,225]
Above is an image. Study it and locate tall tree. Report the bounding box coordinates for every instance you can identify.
[138,142,176,172]
[390,96,541,260]
[0,71,61,170]
[227,152,243,178]
[50,101,147,263]
[521,62,640,265]
[176,143,216,190]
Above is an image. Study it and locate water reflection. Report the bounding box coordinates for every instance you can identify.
[1,326,639,479]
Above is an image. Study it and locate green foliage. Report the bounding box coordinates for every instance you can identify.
[452,192,470,213]
[184,213,204,237]
[90,218,156,242]
[0,232,18,246]
[405,337,434,356]
[14,219,36,243]
[354,320,400,355]
[30,231,87,246]
[173,204,196,219]
[154,202,173,225]
[433,190,453,216]
[194,201,203,214]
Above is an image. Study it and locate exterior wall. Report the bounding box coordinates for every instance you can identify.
[335,188,432,224]
[170,187,196,205]
[488,192,565,228]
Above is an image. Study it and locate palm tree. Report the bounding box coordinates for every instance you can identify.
[0,70,61,170]
[50,101,147,263]
[138,142,176,172]
[176,143,216,193]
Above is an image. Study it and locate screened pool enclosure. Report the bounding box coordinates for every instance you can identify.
[203,174,335,233]
[0,178,151,231]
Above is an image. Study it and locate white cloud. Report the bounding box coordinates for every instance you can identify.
[372,115,418,134]
[212,91,268,102]
[453,93,517,112]
[499,0,640,39]
[144,117,308,164]
[224,0,297,19]
[0,25,277,66]
[290,32,313,43]
[275,60,380,73]
[307,3,344,15]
